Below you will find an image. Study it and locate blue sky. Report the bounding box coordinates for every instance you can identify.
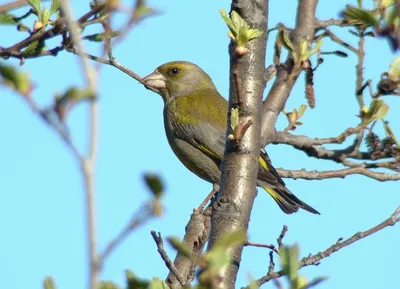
[1,1,400,289]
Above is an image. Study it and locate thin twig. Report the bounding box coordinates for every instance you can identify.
[277,225,288,249]
[151,231,186,286]
[315,19,348,29]
[356,30,366,108]
[277,167,400,181]
[244,241,279,255]
[60,2,99,289]
[242,206,400,289]
[99,203,155,265]
[318,29,358,54]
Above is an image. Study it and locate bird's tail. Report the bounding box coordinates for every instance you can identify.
[260,184,320,215]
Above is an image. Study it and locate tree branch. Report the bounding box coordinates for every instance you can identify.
[60,2,99,289]
[151,231,185,287]
[277,167,400,181]
[260,0,319,146]
[242,206,400,288]
[207,1,268,288]
[166,208,211,289]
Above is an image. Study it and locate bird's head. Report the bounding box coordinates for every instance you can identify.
[143,61,216,102]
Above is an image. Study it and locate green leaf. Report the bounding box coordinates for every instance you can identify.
[0,63,32,96]
[28,0,41,14]
[342,5,379,28]
[214,229,246,249]
[298,104,307,117]
[43,276,57,289]
[364,99,389,124]
[41,8,50,25]
[231,10,248,31]
[357,0,362,8]
[279,244,300,284]
[22,40,46,57]
[389,55,400,80]
[230,108,239,130]
[167,237,192,258]
[143,173,164,198]
[306,39,323,59]
[148,278,169,289]
[237,25,248,47]
[125,270,149,289]
[384,121,400,147]
[247,28,263,40]
[99,281,120,289]
[50,0,60,16]
[132,2,159,23]
[0,13,18,25]
[83,31,120,42]
[220,9,236,35]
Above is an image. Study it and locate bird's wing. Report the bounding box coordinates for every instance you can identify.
[167,89,228,165]
[172,120,226,165]
[257,148,286,187]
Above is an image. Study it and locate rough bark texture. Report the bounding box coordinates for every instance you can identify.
[166,209,211,289]
[261,0,318,146]
[206,1,268,289]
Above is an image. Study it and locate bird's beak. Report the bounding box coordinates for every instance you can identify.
[142,70,166,90]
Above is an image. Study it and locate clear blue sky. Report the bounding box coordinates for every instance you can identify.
[1,1,399,289]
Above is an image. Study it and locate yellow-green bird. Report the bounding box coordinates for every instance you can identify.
[143,61,319,214]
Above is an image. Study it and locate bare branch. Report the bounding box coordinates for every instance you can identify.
[151,231,185,287]
[260,0,319,146]
[60,2,99,289]
[277,225,288,249]
[277,167,400,181]
[99,203,157,265]
[243,206,400,288]
[244,241,279,255]
[166,208,211,289]
[315,18,348,29]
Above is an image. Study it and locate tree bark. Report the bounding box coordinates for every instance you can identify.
[206,1,268,289]
[260,0,319,146]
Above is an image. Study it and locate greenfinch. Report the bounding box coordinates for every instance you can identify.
[143,61,319,214]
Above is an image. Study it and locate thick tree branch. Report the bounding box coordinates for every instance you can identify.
[260,0,319,146]
[206,1,268,289]
[166,208,211,289]
[242,206,400,288]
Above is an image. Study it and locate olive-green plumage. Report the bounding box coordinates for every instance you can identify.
[143,61,319,214]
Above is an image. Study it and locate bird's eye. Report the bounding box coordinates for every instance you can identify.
[170,68,180,75]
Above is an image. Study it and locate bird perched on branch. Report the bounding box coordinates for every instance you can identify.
[143,61,319,214]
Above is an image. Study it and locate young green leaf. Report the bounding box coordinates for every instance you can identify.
[342,5,379,27]
[148,278,169,289]
[83,31,120,42]
[43,277,57,289]
[28,0,41,15]
[279,244,300,283]
[41,8,50,26]
[125,270,149,289]
[22,40,46,57]
[99,281,120,289]
[388,55,400,81]
[384,121,400,147]
[213,229,246,249]
[364,99,389,124]
[230,107,240,130]
[0,63,32,96]
[0,13,18,25]
[50,0,60,16]
[167,237,192,258]
[143,173,164,198]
